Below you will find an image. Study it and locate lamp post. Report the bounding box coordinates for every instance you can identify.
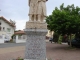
[69,8,72,47]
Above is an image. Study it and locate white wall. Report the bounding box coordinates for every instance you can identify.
[0,35,4,43]
[0,19,15,40]
[16,39,26,43]
[13,35,26,43]
[0,39,4,43]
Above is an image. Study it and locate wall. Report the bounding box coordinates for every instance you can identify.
[0,19,15,40]
[13,35,26,43]
[0,35,4,43]
[46,30,54,38]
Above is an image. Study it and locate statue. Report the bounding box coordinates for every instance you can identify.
[25,0,48,59]
[28,0,37,21]
[28,0,48,22]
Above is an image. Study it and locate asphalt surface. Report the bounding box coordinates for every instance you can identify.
[0,43,26,48]
[0,42,80,60]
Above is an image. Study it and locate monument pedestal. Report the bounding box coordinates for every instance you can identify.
[24,22,48,60]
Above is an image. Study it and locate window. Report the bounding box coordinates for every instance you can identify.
[3,27,5,31]
[0,22,1,25]
[23,35,26,39]
[7,28,11,32]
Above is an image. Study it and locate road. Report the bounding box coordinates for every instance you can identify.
[0,43,26,48]
[0,42,80,60]
[0,40,49,48]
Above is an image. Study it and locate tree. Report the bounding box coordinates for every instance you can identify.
[46,3,80,46]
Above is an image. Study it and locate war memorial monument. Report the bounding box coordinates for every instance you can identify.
[24,0,48,60]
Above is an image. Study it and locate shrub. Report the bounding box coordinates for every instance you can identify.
[15,57,23,60]
[53,33,59,43]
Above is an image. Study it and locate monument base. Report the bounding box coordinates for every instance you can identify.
[24,58,48,60]
[26,21,47,29]
[24,21,48,60]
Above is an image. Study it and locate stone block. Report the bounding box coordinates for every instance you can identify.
[26,21,47,29]
[24,28,47,60]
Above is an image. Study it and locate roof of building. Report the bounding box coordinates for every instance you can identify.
[14,30,25,35]
[0,16,16,27]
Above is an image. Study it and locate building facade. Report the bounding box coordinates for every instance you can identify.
[13,30,26,43]
[0,16,16,43]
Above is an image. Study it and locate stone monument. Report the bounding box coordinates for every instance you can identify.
[24,0,48,60]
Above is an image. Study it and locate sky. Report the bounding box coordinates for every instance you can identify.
[0,0,80,30]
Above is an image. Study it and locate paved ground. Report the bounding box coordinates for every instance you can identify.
[46,42,80,60]
[0,43,26,48]
[0,42,80,60]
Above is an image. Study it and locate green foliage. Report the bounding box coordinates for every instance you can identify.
[58,35,63,44]
[16,57,23,60]
[10,39,14,43]
[11,34,15,39]
[48,58,52,60]
[46,3,80,35]
[53,33,59,43]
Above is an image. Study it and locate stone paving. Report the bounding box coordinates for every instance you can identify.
[0,42,80,60]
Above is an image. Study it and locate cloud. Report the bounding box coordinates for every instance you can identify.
[15,20,28,30]
[0,0,28,20]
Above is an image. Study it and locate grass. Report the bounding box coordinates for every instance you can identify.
[15,56,23,60]
[48,58,52,60]
[15,58,52,60]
